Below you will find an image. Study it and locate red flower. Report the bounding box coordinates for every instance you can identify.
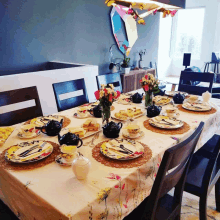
[139,79,142,83]
[122,183,125,190]
[104,88,107,94]
[109,94,113,102]
[145,75,148,80]
[94,90,100,100]
[115,185,119,188]
[116,91,121,98]
[144,85,149,91]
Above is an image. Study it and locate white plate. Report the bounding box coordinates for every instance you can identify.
[122,129,144,139]
[112,110,146,122]
[182,103,212,112]
[17,130,41,139]
[100,139,144,160]
[149,116,184,129]
[60,125,101,139]
[152,96,171,106]
[5,140,53,163]
[165,91,188,97]
[28,115,64,127]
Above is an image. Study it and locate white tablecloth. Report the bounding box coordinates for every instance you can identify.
[0,98,220,220]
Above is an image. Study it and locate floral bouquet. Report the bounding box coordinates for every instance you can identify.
[139,73,160,106]
[94,84,120,123]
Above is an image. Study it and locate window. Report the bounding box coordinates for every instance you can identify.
[170,8,205,60]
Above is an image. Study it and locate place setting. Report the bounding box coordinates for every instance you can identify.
[17,124,41,139]
[177,92,217,115]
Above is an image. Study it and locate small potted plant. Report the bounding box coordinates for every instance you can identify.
[121,45,131,74]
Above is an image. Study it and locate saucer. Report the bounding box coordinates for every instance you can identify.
[122,129,144,139]
[17,130,41,139]
[73,112,89,119]
[55,154,73,166]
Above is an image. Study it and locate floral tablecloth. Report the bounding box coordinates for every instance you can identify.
[0,98,220,220]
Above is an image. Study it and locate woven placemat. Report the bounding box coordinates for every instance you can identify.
[0,141,60,171]
[177,105,217,115]
[25,115,71,128]
[92,141,152,168]
[143,120,190,135]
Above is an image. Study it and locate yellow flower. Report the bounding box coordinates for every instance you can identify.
[138,19,145,25]
[105,0,115,7]
[109,84,114,89]
[97,187,111,203]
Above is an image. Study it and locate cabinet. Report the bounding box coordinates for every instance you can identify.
[120,69,156,93]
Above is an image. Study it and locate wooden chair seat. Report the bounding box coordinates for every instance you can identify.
[124,122,204,220]
[184,134,220,219]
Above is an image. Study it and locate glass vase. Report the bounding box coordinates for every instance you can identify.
[145,91,153,107]
[102,105,111,125]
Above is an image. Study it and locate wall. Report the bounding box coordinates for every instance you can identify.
[0,0,160,76]
[158,0,219,77]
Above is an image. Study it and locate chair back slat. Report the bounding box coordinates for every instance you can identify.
[53,78,89,112]
[96,73,122,93]
[178,71,214,95]
[0,86,43,126]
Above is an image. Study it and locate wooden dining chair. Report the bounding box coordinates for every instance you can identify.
[184,134,220,220]
[0,86,43,126]
[178,71,214,95]
[52,78,89,112]
[96,73,122,93]
[124,122,204,220]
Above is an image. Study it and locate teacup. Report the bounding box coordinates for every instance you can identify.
[77,107,88,117]
[166,108,179,118]
[60,144,78,155]
[188,95,198,103]
[20,124,36,137]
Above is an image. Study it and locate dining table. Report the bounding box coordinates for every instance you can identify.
[0,95,220,220]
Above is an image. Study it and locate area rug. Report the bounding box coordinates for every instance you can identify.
[181,190,220,220]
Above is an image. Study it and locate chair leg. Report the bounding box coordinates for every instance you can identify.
[199,196,207,220]
[215,177,220,212]
[174,214,180,220]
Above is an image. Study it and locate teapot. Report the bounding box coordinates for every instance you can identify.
[147,102,162,118]
[131,92,143,103]
[153,89,165,97]
[88,105,102,118]
[58,132,83,148]
[36,119,63,136]
[103,121,123,138]
[173,92,185,104]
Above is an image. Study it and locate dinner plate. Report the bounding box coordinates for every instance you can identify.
[122,129,145,139]
[152,96,171,106]
[17,130,41,139]
[165,91,188,97]
[149,116,184,129]
[5,140,53,163]
[100,139,144,160]
[182,102,212,112]
[28,115,64,127]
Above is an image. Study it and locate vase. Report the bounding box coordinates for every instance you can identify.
[102,105,111,124]
[145,91,153,107]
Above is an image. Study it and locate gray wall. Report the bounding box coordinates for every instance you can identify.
[0,0,160,76]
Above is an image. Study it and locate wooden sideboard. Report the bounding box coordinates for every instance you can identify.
[120,69,156,93]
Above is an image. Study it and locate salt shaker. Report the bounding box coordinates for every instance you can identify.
[72,153,91,180]
[202,91,211,103]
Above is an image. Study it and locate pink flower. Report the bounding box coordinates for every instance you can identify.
[144,85,149,91]
[127,8,133,14]
[139,79,142,83]
[94,90,100,100]
[122,183,125,190]
[115,185,119,188]
[145,75,148,80]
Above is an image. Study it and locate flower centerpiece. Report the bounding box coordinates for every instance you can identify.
[121,44,131,74]
[94,84,120,123]
[139,73,160,107]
